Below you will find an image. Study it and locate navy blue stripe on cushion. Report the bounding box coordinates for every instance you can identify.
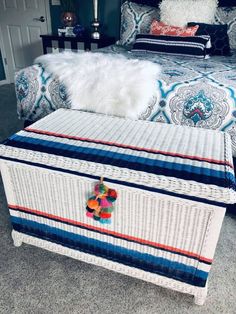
[11,217,208,287]
[4,135,235,189]
[24,128,232,169]
[0,155,228,207]
[9,207,212,265]
[132,34,211,58]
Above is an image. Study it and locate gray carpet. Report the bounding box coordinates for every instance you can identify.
[0,84,235,314]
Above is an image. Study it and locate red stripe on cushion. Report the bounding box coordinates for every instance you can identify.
[9,203,213,264]
[24,127,233,169]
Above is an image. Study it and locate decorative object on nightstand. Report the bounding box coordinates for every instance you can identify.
[60,0,77,27]
[91,0,100,39]
[65,27,75,37]
[73,24,85,38]
[58,28,66,37]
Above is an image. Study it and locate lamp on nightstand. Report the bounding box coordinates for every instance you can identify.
[91,0,100,39]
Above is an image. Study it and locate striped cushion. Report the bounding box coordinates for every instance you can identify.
[1,109,235,206]
[132,34,211,58]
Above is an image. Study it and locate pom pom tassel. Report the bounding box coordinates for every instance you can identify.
[86,177,117,224]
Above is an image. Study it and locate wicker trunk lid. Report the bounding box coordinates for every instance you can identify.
[0,108,235,206]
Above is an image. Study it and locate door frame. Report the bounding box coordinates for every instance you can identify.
[0,0,52,85]
[45,0,52,34]
[0,25,9,85]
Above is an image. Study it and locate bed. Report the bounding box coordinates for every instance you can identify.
[15,0,236,161]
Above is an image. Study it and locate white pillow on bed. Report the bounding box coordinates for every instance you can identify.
[160,0,218,27]
[35,52,161,119]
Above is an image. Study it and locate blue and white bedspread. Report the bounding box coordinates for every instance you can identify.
[15,45,236,155]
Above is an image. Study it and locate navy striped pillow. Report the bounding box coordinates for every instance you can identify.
[132,34,211,58]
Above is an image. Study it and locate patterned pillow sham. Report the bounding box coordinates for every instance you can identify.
[119,1,160,46]
[150,20,199,36]
[129,0,160,6]
[132,34,211,58]
[215,6,236,50]
[188,22,231,55]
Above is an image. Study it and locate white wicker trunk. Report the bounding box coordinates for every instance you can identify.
[0,109,235,305]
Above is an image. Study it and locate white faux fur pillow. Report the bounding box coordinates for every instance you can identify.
[35,52,161,119]
[160,0,218,27]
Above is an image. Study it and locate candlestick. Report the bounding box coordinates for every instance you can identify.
[93,0,98,20]
[91,0,100,39]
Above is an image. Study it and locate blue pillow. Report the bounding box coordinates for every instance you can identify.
[188,22,231,56]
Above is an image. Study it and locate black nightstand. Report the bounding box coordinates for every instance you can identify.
[40,34,116,54]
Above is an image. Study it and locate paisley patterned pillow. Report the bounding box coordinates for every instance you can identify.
[215,6,236,49]
[119,1,160,46]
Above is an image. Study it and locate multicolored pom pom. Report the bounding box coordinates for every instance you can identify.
[94,183,108,197]
[87,199,99,210]
[107,189,117,202]
[100,218,111,224]
[86,212,94,218]
[100,198,113,208]
[86,177,117,224]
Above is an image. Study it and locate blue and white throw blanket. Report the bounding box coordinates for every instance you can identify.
[15,45,236,155]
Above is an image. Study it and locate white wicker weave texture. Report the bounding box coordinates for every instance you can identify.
[0,109,235,305]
